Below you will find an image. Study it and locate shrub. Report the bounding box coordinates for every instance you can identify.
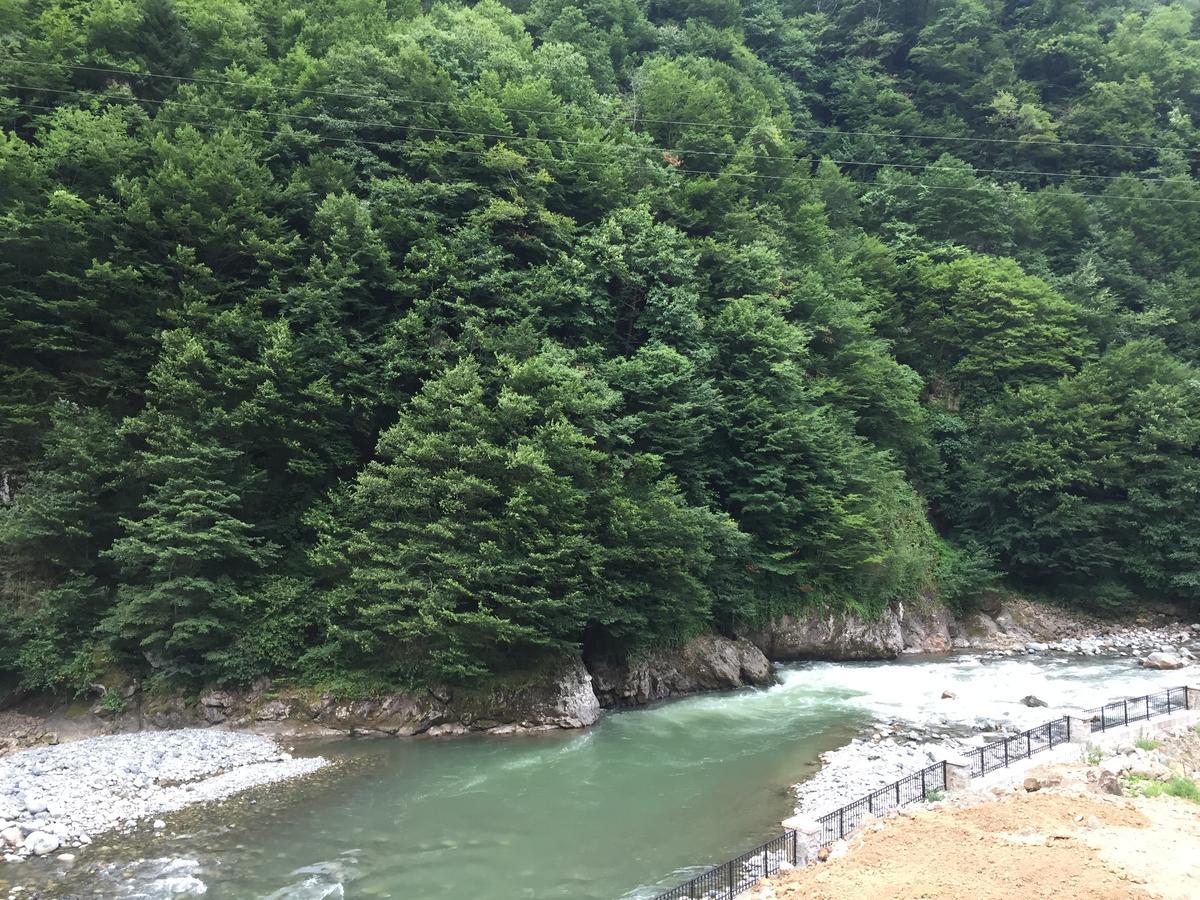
[1144,776,1200,804]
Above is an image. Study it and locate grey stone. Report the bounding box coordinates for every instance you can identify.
[1140,651,1186,670]
[1096,770,1123,796]
[588,635,773,707]
[23,831,60,856]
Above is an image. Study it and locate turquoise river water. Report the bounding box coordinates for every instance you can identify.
[12,653,1189,899]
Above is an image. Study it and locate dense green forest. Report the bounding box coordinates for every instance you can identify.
[2,0,1199,693]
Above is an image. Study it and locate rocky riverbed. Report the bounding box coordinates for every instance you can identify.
[0,730,326,863]
[984,621,1200,662]
[789,631,1200,821]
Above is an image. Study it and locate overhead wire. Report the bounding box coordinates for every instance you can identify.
[2,81,1187,187]
[5,57,1200,157]
[8,97,1200,206]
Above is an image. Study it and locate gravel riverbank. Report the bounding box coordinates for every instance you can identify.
[0,730,327,862]
[791,629,1200,820]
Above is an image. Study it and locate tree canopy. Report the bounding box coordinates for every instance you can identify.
[3,0,1199,692]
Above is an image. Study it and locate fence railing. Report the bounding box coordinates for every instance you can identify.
[654,831,798,900]
[815,761,946,845]
[1085,686,1189,732]
[967,716,1071,777]
[653,762,946,900]
[651,684,1192,900]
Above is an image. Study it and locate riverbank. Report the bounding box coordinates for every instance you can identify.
[786,642,1200,822]
[2,597,1193,753]
[1,653,1194,899]
[0,731,326,862]
[753,715,1200,899]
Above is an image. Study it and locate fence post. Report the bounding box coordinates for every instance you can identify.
[1003,739,1009,768]
[839,808,844,839]
[726,859,734,900]
[1064,711,1092,745]
[921,767,927,797]
[1187,686,1200,711]
[896,781,901,807]
[1123,699,1129,726]
[781,816,823,868]
[943,756,972,792]
[1026,731,1032,758]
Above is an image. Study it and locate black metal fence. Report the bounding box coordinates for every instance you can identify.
[651,684,1193,900]
[815,761,946,845]
[1085,686,1189,732]
[967,716,1071,777]
[654,830,798,900]
[652,762,946,900]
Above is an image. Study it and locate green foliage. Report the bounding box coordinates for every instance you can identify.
[951,342,1200,604]
[933,540,1000,613]
[1142,776,1200,804]
[98,688,127,715]
[2,0,1200,692]
[1134,737,1160,751]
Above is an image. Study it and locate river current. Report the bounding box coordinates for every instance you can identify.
[14,653,1191,899]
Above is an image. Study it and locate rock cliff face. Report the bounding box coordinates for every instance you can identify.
[141,656,602,739]
[741,595,1136,661]
[588,634,774,707]
[744,601,955,661]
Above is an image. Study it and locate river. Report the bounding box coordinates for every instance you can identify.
[13,652,1191,899]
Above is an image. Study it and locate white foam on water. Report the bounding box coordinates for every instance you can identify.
[783,652,1195,730]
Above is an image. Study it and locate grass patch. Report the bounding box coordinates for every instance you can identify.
[1143,776,1200,804]
[1134,737,1160,751]
[924,788,945,802]
[1084,745,1103,765]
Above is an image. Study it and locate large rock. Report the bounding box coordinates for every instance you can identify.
[312,657,601,734]
[23,831,60,856]
[746,606,904,660]
[588,635,774,707]
[745,601,954,661]
[454,656,601,730]
[899,602,955,654]
[1140,651,1186,670]
[153,659,602,738]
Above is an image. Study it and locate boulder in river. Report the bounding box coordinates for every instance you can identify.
[23,831,60,856]
[1021,695,1049,708]
[1140,651,1186,670]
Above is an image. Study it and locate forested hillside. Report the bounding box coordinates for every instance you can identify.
[2,0,1199,693]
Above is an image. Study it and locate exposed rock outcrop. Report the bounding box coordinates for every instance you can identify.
[588,634,774,707]
[745,601,954,661]
[137,657,602,739]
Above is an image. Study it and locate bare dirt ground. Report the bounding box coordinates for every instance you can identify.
[751,738,1200,900]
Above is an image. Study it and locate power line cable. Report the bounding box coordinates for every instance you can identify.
[5,57,1200,157]
[4,82,1190,188]
[13,97,1200,206]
